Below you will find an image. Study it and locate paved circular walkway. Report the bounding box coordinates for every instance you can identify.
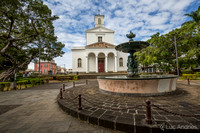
[0,81,114,133]
[58,79,200,133]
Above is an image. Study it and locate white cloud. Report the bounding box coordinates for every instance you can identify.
[28,62,34,70]
[54,51,72,69]
[28,0,197,70]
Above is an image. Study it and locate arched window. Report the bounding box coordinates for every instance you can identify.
[119,58,123,67]
[98,18,101,24]
[77,58,82,68]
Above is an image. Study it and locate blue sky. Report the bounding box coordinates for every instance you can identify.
[28,0,200,70]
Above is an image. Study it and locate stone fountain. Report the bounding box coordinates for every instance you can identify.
[97,32,178,96]
[116,31,149,77]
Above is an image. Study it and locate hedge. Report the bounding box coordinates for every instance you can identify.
[0,82,11,91]
[0,77,48,91]
[54,75,79,80]
[43,78,49,83]
[195,72,200,77]
[181,70,193,74]
[30,79,44,86]
[17,80,28,89]
[68,75,79,80]
[182,74,197,80]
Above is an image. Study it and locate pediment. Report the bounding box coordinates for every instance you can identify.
[86,27,114,33]
[86,42,115,48]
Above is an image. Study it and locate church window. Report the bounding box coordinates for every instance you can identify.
[98,18,101,24]
[119,58,123,67]
[98,37,102,42]
[78,58,82,68]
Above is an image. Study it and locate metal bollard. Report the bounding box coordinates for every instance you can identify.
[187,78,190,85]
[73,81,75,87]
[63,84,65,91]
[78,94,82,110]
[145,99,152,124]
[86,80,88,85]
[60,88,63,99]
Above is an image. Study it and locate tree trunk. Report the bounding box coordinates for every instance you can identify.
[0,67,15,82]
[0,55,33,82]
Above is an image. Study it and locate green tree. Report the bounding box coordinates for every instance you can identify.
[0,0,64,81]
[136,22,199,73]
[184,6,200,67]
[184,6,200,32]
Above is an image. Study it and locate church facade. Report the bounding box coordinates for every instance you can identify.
[72,14,127,73]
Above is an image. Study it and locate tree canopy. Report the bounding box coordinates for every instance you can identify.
[135,6,200,73]
[0,0,65,81]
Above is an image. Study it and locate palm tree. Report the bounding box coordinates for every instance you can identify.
[184,6,200,69]
[184,6,200,32]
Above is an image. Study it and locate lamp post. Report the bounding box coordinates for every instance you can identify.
[174,35,179,76]
[38,35,41,83]
[63,64,66,74]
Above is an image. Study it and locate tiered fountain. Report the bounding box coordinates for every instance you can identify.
[97,32,178,96]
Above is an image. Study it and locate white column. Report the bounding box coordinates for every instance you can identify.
[86,56,88,73]
[105,56,108,72]
[96,56,98,73]
[115,56,117,72]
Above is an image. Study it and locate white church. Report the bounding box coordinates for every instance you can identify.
[72,14,128,73]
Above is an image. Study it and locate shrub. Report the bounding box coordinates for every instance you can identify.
[48,77,53,80]
[44,78,49,83]
[17,80,28,89]
[30,79,38,86]
[195,72,200,77]
[68,75,79,80]
[181,70,193,74]
[182,74,197,80]
[0,84,5,91]
[192,74,197,79]
[40,79,44,84]
[72,75,79,80]
[55,75,67,80]
[0,82,11,91]
[16,77,34,84]
[55,75,71,81]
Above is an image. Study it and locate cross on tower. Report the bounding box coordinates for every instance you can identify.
[98,10,100,15]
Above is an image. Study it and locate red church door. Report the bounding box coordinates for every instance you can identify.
[98,59,104,72]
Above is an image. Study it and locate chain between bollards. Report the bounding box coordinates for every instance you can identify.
[78,94,82,110]
[60,88,63,99]
[145,99,152,124]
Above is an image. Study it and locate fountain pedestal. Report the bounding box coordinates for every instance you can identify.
[127,52,139,77]
[97,75,178,96]
[97,31,178,96]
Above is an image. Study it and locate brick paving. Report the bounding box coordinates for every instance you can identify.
[58,79,200,133]
[0,81,114,133]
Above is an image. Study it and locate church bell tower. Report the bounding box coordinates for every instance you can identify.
[94,11,104,27]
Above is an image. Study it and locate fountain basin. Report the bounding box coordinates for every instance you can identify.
[97,75,178,96]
